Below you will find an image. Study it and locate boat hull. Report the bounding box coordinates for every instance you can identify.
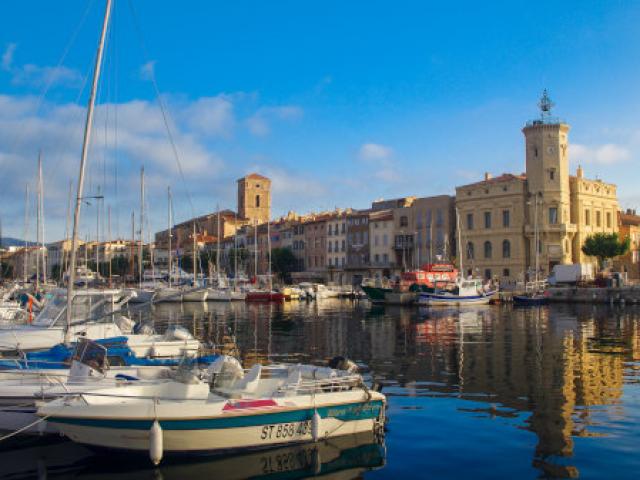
[361,286,392,303]
[46,400,384,453]
[246,292,285,302]
[513,295,549,306]
[417,292,493,306]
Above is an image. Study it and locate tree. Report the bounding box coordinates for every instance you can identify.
[581,233,630,270]
[270,247,298,284]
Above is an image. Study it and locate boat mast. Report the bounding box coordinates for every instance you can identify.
[267,219,272,291]
[66,0,112,340]
[216,205,221,282]
[456,208,463,279]
[23,184,29,284]
[62,180,73,281]
[168,186,172,288]
[534,193,540,289]
[254,220,258,280]
[138,166,144,288]
[192,222,197,286]
[107,205,112,287]
[36,152,42,292]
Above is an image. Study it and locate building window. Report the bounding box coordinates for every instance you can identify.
[484,212,491,229]
[585,209,591,226]
[400,216,408,227]
[502,210,510,227]
[328,242,332,252]
[255,195,260,208]
[374,254,380,263]
[383,234,388,246]
[484,241,492,259]
[484,269,492,280]
[383,253,388,265]
[596,211,601,227]
[467,213,474,230]
[502,240,511,258]
[606,212,612,228]
[341,240,345,251]
[549,169,555,181]
[549,207,558,225]
[503,268,510,277]
[374,235,379,246]
[467,241,474,260]
[436,209,443,227]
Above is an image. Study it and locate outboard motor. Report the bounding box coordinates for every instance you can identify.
[328,356,359,373]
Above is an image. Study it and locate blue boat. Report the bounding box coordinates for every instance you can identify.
[0,336,218,370]
[513,293,549,307]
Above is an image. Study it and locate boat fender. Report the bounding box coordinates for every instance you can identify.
[149,420,163,466]
[312,410,322,442]
[313,447,322,475]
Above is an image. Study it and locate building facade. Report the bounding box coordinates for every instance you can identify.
[456,92,619,283]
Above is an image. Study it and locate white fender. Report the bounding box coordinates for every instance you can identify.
[149,420,163,466]
[311,409,322,442]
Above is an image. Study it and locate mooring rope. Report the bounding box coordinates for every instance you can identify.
[0,415,51,442]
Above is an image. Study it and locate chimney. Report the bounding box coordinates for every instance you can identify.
[484,172,492,181]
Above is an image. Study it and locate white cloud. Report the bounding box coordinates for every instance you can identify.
[246,106,303,136]
[1,43,16,70]
[357,142,400,182]
[139,60,156,81]
[358,143,393,161]
[571,143,630,165]
[183,96,235,138]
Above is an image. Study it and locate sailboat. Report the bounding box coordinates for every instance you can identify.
[513,193,549,306]
[207,208,245,301]
[246,221,285,302]
[0,0,202,356]
[128,167,156,304]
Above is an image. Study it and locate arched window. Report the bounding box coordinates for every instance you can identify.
[466,241,474,260]
[502,240,511,258]
[484,241,492,259]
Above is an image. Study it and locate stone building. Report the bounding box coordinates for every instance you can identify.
[237,173,271,225]
[345,210,371,284]
[369,209,394,280]
[456,92,619,282]
[327,210,349,284]
[614,210,640,280]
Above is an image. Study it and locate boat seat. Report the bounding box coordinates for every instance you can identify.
[235,364,261,394]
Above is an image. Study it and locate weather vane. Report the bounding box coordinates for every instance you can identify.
[538,89,554,118]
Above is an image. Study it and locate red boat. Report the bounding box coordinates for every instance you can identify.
[245,290,286,302]
[400,263,458,289]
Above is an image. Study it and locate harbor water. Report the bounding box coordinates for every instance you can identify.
[2,300,640,479]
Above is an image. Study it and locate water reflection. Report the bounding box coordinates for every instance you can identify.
[2,300,640,478]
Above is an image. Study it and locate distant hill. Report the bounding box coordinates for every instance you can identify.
[0,237,37,248]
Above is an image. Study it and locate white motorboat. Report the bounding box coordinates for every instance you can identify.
[206,288,246,301]
[39,356,386,465]
[417,278,496,306]
[182,287,208,302]
[153,286,183,303]
[0,288,201,356]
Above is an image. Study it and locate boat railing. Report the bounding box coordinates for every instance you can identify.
[276,374,364,395]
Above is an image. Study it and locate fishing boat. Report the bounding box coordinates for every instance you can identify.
[417,278,496,306]
[38,356,386,465]
[360,285,392,303]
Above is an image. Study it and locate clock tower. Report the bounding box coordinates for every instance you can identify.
[522,91,574,273]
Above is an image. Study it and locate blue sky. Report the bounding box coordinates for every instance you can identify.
[1,0,640,241]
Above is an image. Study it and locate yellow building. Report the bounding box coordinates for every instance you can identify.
[456,92,619,282]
